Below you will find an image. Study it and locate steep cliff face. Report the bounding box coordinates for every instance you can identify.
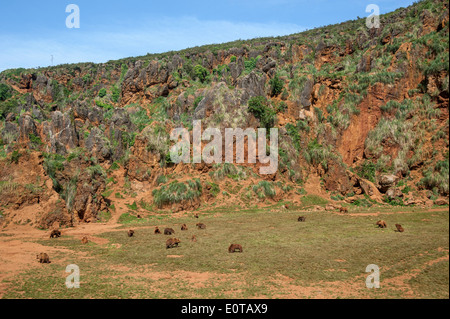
[0,0,448,228]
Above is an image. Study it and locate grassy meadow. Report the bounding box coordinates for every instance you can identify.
[1,204,448,299]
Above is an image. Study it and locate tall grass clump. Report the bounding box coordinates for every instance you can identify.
[252,181,276,199]
[418,160,449,196]
[152,179,202,208]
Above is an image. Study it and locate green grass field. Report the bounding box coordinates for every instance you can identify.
[1,206,448,299]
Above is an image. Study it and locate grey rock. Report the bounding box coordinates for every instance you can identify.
[1,121,19,144]
[300,78,314,108]
[18,114,38,141]
[378,174,398,193]
[237,71,266,104]
[85,127,112,162]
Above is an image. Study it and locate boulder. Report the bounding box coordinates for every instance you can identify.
[378,174,398,193]
[386,187,403,199]
[434,198,449,206]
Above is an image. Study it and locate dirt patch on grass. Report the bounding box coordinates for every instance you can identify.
[0,238,83,298]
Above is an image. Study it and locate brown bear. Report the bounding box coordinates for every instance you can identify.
[194,213,199,219]
[181,224,188,231]
[339,207,348,213]
[81,236,89,244]
[128,230,135,237]
[228,244,243,253]
[164,228,175,235]
[36,252,50,263]
[298,216,306,222]
[196,223,206,229]
[166,238,181,249]
[50,229,61,238]
[395,224,404,232]
[376,220,387,228]
[191,235,197,242]
[154,226,161,234]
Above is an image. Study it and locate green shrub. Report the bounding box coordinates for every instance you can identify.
[383,195,404,206]
[248,96,275,130]
[10,150,22,164]
[194,65,209,83]
[120,64,128,83]
[213,64,230,75]
[356,161,376,183]
[111,86,120,103]
[208,182,220,197]
[67,148,84,162]
[351,198,373,207]
[285,123,301,152]
[193,96,204,109]
[269,74,284,97]
[275,101,287,113]
[0,83,12,101]
[130,106,151,132]
[0,96,19,118]
[244,56,261,72]
[98,88,107,98]
[95,100,113,110]
[109,162,120,171]
[29,133,43,146]
[43,153,66,193]
[331,194,345,201]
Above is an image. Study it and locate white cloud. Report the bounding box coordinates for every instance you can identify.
[0,16,306,71]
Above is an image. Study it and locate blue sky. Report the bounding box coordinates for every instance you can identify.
[0,0,416,71]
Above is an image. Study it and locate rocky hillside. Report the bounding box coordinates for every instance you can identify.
[0,0,448,229]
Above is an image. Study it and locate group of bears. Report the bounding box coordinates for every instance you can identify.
[38,211,405,264]
[127,219,243,252]
[37,230,89,263]
[376,220,405,232]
